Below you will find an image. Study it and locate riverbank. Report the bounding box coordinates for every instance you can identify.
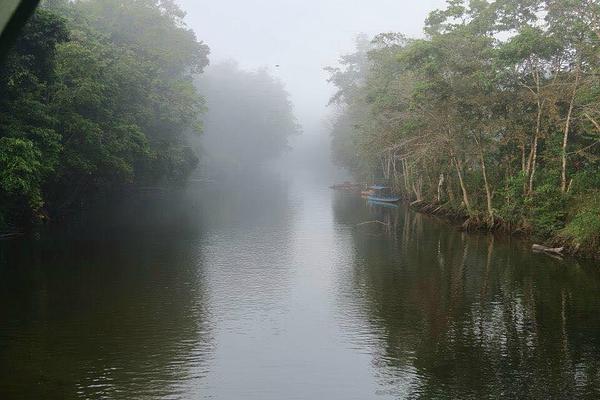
[408,199,600,260]
[4,173,600,399]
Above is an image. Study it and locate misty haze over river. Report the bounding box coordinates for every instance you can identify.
[2,0,600,399]
[1,165,600,398]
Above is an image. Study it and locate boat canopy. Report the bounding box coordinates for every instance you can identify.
[369,185,389,190]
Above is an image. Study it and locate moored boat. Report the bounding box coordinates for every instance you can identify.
[366,186,401,203]
[367,199,399,208]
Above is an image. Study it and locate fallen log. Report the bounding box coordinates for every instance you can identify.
[532,244,564,255]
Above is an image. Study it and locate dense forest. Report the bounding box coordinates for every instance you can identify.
[0,0,297,230]
[328,0,600,256]
[196,61,300,175]
[0,0,208,229]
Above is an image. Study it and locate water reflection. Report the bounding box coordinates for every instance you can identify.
[0,174,299,400]
[332,194,600,399]
[1,176,600,399]
[0,188,214,399]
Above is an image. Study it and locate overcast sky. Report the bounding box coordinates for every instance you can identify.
[178,0,447,134]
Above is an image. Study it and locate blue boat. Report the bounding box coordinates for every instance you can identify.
[367,199,399,208]
[367,186,401,203]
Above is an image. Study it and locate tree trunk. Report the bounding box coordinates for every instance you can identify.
[386,152,391,180]
[561,67,580,193]
[528,134,539,195]
[521,142,526,174]
[453,156,472,215]
[437,173,445,203]
[412,176,423,201]
[527,71,544,196]
[402,158,410,197]
[476,137,494,224]
[391,152,398,188]
[446,173,456,204]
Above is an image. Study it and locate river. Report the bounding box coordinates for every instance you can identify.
[1,172,599,399]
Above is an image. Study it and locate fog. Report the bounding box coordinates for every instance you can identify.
[4,2,600,398]
[178,0,446,140]
[194,61,300,177]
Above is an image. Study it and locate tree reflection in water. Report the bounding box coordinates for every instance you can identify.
[0,189,214,400]
[333,195,600,399]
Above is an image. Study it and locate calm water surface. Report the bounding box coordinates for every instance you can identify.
[1,173,600,399]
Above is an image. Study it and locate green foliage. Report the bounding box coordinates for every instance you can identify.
[0,0,210,227]
[497,26,560,63]
[0,137,44,209]
[528,183,567,237]
[560,193,600,252]
[496,173,526,225]
[570,170,600,194]
[327,0,600,254]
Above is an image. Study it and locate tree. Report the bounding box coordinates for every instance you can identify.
[197,62,300,173]
[0,0,210,228]
[326,0,600,251]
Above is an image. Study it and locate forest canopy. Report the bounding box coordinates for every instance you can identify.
[327,0,600,254]
[0,0,209,228]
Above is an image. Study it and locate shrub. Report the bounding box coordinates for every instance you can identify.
[560,193,600,254]
[528,183,567,237]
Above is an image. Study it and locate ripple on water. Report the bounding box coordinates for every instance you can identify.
[1,177,600,399]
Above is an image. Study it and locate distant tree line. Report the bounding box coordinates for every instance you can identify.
[196,61,300,175]
[327,0,600,255]
[0,0,299,230]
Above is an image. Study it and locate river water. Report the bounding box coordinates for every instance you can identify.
[1,172,599,399]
